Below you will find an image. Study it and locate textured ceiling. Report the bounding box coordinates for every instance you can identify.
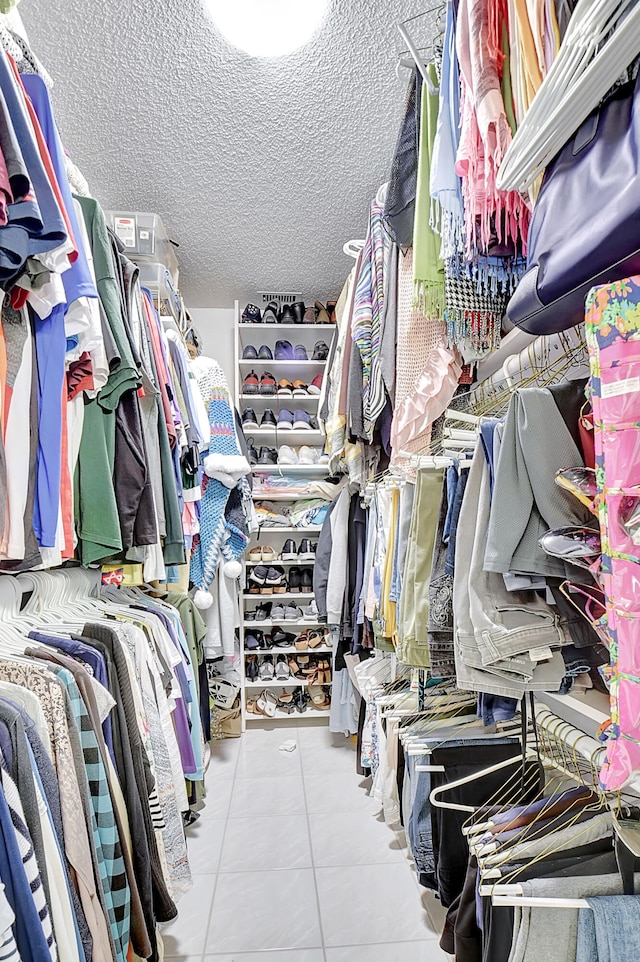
[20,0,434,308]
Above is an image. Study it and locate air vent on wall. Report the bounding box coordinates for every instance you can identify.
[257,290,303,305]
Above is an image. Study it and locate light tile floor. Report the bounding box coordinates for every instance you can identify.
[161,723,453,962]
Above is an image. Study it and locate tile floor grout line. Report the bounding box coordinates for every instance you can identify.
[296,721,330,962]
[198,740,243,959]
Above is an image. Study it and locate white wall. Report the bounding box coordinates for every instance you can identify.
[188,307,236,384]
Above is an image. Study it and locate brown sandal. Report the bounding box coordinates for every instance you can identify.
[295,632,309,651]
[308,630,323,649]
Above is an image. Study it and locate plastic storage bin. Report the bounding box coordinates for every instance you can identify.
[105,211,179,284]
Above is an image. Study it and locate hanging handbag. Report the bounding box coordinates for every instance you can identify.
[506,73,640,335]
[207,670,240,710]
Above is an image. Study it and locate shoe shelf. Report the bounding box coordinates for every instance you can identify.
[244,646,332,655]
[245,708,331,721]
[245,558,316,565]
[239,394,320,405]
[235,298,337,731]
[239,323,335,332]
[255,524,322,532]
[244,679,333,688]
[247,429,325,444]
[242,619,326,630]
[243,592,315,601]
[238,359,327,368]
[252,465,331,477]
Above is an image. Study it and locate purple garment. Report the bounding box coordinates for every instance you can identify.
[21,74,96,306]
[32,302,66,547]
[28,629,115,765]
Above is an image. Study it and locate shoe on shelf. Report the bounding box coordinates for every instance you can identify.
[243,370,260,395]
[242,303,262,324]
[298,539,316,560]
[245,655,259,681]
[293,410,312,430]
[277,691,295,714]
[247,565,268,590]
[253,602,273,622]
[326,300,337,323]
[309,684,331,710]
[278,445,299,465]
[259,655,275,681]
[275,339,294,360]
[277,378,294,397]
[282,539,297,560]
[298,446,320,464]
[260,409,278,428]
[279,303,295,324]
[257,689,278,716]
[303,306,317,324]
[248,544,263,562]
[244,630,262,650]
[294,631,309,651]
[303,601,319,621]
[260,544,277,561]
[241,408,260,431]
[258,447,278,465]
[277,409,294,430]
[294,344,308,361]
[271,603,286,622]
[275,654,291,680]
[308,373,323,395]
[308,629,324,649]
[258,344,273,360]
[288,566,301,593]
[242,344,259,359]
[293,688,310,713]
[309,415,319,430]
[246,441,259,465]
[271,626,293,647]
[300,568,313,593]
[264,566,286,593]
[312,341,329,360]
[314,300,330,324]
[285,602,303,621]
[262,300,279,324]
[292,380,308,397]
[292,301,306,324]
[259,372,277,395]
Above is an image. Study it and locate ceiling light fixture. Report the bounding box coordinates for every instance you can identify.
[204,0,328,57]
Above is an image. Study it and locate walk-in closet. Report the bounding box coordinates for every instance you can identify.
[0,0,638,959]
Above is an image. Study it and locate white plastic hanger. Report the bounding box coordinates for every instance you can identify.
[498,0,640,191]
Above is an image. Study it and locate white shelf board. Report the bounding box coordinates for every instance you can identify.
[245,429,325,443]
[239,323,335,332]
[251,465,330,476]
[239,359,327,367]
[244,646,331,655]
[239,394,320,404]
[243,620,323,628]
[253,525,322,532]
[243,708,331,721]
[536,690,610,740]
[252,492,323,501]
[245,558,316,565]
[244,678,333,688]
[243,592,315,601]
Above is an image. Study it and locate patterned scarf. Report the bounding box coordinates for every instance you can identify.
[351,201,388,440]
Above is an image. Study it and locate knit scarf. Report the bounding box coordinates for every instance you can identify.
[412,65,445,316]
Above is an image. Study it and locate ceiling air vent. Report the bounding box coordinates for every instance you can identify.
[257,290,303,306]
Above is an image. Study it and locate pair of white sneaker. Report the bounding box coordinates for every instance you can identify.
[278,445,323,465]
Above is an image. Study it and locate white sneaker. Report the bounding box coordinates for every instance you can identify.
[303,600,319,620]
[298,446,320,464]
[278,445,299,465]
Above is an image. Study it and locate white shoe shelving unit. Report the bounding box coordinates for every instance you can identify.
[234,299,338,728]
